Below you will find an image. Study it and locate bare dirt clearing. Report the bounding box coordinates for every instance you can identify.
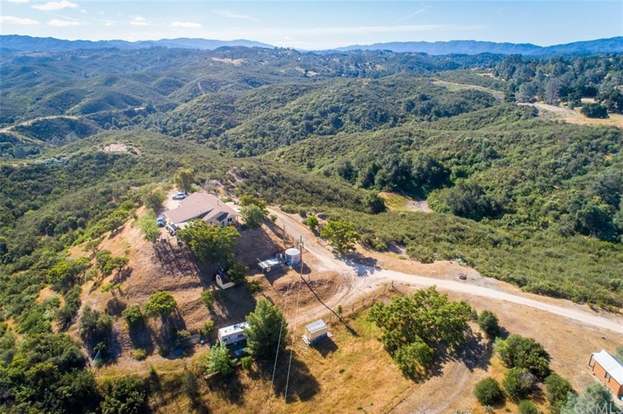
[523,101,623,128]
[379,192,432,213]
[432,79,504,100]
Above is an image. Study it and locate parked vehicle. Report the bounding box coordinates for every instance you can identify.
[172,191,187,200]
[156,216,166,227]
[165,223,178,236]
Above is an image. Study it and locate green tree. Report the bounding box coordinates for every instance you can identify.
[144,291,177,319]
[477,310,500,339]
[241,204,266,228]
[495,335,551,379]
[245,299,288,360]
[122,305,144,328]
[48,257,90,293]
[320,219,360,254]
[364,192,386,214]
[226,261,247,283]
[137,213,160,242]
[95,250,128,277]
[474,377,504,406]
[0,333,100,413]
[394,340,434,378]
[142,189,165,212]
[503,367,536,401]
[201,290,215,310]
[177,221,240,266]
[561,383,621,414]
[79,306,113,359]
[57,285,82,331]
[444,183,501,221]
[581,103,608,119]
[518,400,539,414]
[239,194,267,210]
[545,373,575,414]
[303,214,319,232]
[99,376,147,414]
[369,288,472,355]
[204,343,234,377]
[174,168,194,193]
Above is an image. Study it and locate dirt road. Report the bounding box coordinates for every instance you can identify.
[269,208,623,335]
[0,114,81,134]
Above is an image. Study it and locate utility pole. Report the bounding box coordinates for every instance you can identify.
[298,235,304,279]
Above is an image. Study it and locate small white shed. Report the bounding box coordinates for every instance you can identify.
[303,319,328,345]
[218,322,248,346]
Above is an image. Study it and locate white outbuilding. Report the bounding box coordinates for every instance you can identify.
[303,319,328,345]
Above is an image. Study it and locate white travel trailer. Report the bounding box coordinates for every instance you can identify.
[218,322,248,346]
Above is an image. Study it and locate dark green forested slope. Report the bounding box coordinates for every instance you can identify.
[1,46,623,413]
[267,105,623,306]
[0,47,500,126]
[215,76,496,155]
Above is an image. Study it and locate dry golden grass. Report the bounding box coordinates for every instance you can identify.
[100,314,416,414]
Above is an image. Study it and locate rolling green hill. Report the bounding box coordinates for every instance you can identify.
[1,42,623,413]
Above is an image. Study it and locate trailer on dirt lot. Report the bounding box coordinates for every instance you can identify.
[258,257,283,273]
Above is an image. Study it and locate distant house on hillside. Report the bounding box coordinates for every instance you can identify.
[164,192,238,227]
[588,350,623,400]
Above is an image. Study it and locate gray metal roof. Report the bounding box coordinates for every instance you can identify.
[305,319,327,334]
[164,192,237,225]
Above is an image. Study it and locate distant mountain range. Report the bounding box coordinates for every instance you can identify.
[0,35,272,52]
[337,37,623,55]
[2,34,623,56]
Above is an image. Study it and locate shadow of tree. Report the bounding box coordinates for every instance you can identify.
[106,296,126,316]
[154,311,193,359]
[211,285,257,327]
[310,335,338,358]
[454,329,492,372]
[254,352,320,403]
[128,320,155,355]
[206,372,245,405]
[182,370,211,413]
[396,328,492,383]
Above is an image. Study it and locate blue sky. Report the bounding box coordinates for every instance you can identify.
[1,1,622,49]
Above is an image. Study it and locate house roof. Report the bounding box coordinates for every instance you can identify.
[305,319,327,334]
[164,192,237,225]
[592,350,623,384]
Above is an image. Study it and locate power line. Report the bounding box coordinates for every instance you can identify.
[270,229,299,386]
[284,236,305,402]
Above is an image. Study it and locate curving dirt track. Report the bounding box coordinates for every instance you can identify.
[269,208,623,335]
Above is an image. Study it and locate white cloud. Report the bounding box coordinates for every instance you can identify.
[7,0,31,4]
[1,15,39,25]
[213,9,258,22]
[32,0,78,11]
[170,21,202,28]
[129,16,148,26]
[48,18,80,27]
